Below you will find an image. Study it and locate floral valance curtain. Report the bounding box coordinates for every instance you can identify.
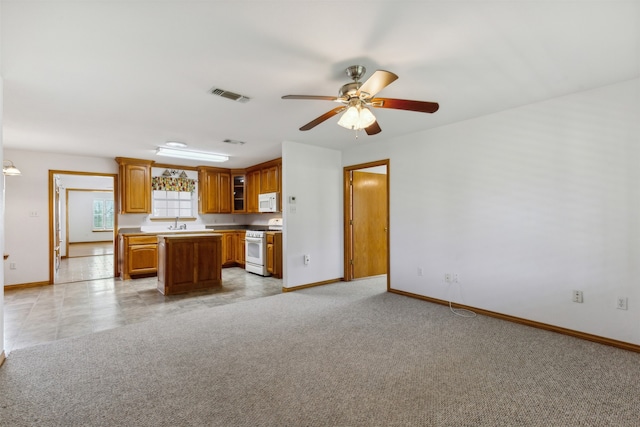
[152,176,196,193]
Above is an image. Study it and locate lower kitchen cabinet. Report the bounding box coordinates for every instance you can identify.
[266,232,282,278]
[120,235,158,280]
[222,232,236,266]
[235,233,245,266]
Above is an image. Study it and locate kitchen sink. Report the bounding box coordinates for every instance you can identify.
[140,224,208,233]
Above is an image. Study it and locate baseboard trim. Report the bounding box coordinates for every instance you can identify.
[0,350,5,367]
[4,281,51,291]
[389,288,640,354]
[282,278,343,293]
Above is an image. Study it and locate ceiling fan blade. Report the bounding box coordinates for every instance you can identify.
[282,95,340,101]
[371,98,439,113]
[357,70,399,99]
[299,106,346,131]
[365,121,382,135]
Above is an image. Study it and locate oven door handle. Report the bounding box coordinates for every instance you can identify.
[246,237,264,243]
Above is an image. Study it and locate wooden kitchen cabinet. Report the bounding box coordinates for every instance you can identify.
[232,173,246,213]
[245,169,261,213]
[266,232,282,278]
[246,158,282,213]
[221,232,235,266]
[235,232,245,265]
[198,167,231,214]
[120,234,158,280]
[116,157,153,214]
[260,164,279,193]
[157,234,222,295]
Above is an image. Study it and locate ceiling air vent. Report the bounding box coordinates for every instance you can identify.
[210,87,251,103]
[223,139,246,145]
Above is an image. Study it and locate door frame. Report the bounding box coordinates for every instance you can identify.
[343,159,390,290]
[48,170,119,284]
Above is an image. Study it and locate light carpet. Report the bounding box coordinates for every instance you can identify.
[1,276,639,426]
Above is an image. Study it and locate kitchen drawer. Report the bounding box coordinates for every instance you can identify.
[127,235,158,245]
[266,234,274,244]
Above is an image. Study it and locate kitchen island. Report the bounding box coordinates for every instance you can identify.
[157,233,223,295]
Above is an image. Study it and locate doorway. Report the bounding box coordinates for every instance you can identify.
[49,171,118,284]
[343,160,389,289]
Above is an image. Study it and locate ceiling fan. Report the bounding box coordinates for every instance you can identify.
[282,65,439,135]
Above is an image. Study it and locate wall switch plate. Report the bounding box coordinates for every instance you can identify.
[304,254,310,265]
[572,290,584,303]
[617,297,628,310]
[444,273,451,283]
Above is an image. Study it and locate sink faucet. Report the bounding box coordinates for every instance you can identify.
[168,216,180,230]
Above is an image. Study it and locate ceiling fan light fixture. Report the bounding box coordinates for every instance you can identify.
[337,104,376,130]
[156,147,229,163]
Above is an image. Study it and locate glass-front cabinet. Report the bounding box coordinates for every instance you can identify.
[232,173,245,213]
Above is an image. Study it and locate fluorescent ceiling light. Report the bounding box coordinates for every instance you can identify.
[156,147,229,163]
[165,141,188,148]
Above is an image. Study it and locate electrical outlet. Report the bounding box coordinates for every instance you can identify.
[417,267,423,276]
[453,273,459,283]
[572,290,584,303]
[444,273,451,283]
[617,297,628,310]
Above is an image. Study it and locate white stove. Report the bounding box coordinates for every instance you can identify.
[245,218,283,276]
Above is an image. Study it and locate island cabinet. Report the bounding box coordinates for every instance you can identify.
[198,167,231,214]
[157,234,222,295]
[120,234,158,280]
[116,157,153,214]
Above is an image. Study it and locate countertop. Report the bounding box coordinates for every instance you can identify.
[118,225,273,235]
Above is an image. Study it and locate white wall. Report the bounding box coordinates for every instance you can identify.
[282,141,343,288]
[3,149,117,285]
[343,78,640,345]
[58,174,114,254]
[1,1,5,356]
[67,190,114,243]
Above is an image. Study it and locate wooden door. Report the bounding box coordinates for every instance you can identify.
[351,170,388,279]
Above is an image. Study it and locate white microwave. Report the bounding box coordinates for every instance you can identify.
[258,192,279,213]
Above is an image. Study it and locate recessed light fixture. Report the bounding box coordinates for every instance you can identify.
[156,147,229,163]
[165,141,188,148]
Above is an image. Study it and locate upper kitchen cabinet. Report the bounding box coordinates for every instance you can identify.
[116,157,153,214]
[198,167,231,214]
[231,171,246,213]
[246,158,282,213]
[260,164,279,194]
[246,169,261,213]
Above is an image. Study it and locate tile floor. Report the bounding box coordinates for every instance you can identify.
[56,242,115,284]
[4,267,282,354]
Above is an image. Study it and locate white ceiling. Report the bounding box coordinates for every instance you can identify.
[2,1,638,169]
